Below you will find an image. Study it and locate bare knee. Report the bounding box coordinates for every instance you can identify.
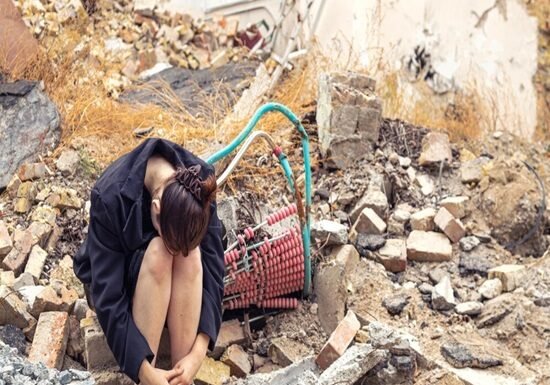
[142,237,173,283]
[173,247,202,279]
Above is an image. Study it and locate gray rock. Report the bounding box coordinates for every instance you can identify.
[55,150,80,176]
[217,197,239,245]
[311,220,348,246]
[440,342,502,369]
[455,301,483,316]
[459,251,495,276]
[459,236,481,252]
[428,268,447,284]
[120,62,258,118]
[0,81,60,189]
[478,279,502,300]
[432,276,456,310]
[382,294,409,315]
[460,157,491,184]
[417,282,434,295]
[355,233,386,255]
[0,325,26,355]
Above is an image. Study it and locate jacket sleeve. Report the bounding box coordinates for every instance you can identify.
[86,190,153,383]
[198,200,225,351]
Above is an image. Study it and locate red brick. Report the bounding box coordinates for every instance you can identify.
[30,285,63,318]
[29,311,69,370]
[0,285,37,330]
[377,239,407,273]
[434,207,466,243]
[350,207,387,242]
[221,344,251,378]
[316,310,360,370]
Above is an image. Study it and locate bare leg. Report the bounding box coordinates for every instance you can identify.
[132,237,174,366]
[167,247,203,365]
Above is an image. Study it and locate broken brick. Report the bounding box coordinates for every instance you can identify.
[0,220,12,257]
[0,285,37,331]
[81,316,118,370]
[221,344,251,378]
[350,207,387,241]
[17,162,47,181]
[434,207,466,243]
[410,208,436,231]
[30,285,63,318]
[195,357,231,385]
[377,239,407,273]
[440,196,470,219]
[2,228,34,276]
[406,231,452,262]
[316,310,360,370]
[29,311,69,370]
[210,319,247,359]
[27,221,52,248]
[24,245,48,283]
[269,337,310,367]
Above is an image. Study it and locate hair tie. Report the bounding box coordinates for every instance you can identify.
[175,165,202,201]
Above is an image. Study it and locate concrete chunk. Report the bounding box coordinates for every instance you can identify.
[479,278,503,300]
[487,265,526,292]
[418,132,452,166]
[318,345,386,385]
[331,245,360,276]
[434,207,466,243]
[81,316,118,370]
[315,310,360,370]
[410,208,436,231]
[311,220,348,246]
[28,311,69,370]
[406,231,452,262]
[314,262,347,335]
[432,276,456,310]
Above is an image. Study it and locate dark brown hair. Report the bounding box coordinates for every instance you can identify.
[159,165,217,256]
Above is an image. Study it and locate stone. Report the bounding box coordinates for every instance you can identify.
[355,233,386,255]
[0,324,26,354]
[406,231,452,262]
[478,279,502,300]
[330,245,359,276]
[476,297,513,328]
[315,310,361,370]
[459,236,480,252]
[428,268,447,284]
[318,345,386,385]
[12,271,35,290]
[217,197,239,243]
[27,221,52,247]
[459,250,495,276]
[17,163,47,182]
[72,298,91,322]
[440,342,502,369]
[0,221,12,257]
[377,239,407,273]
[311,220,348,246]
[418,282,434,294]
[350,188,388,222]
[317,72,382,169]
[211,319,247,359]
[55,150,80,176]
[46,187,82,210]
[455,301,483,316]
[0,270,15,286]
[30,285,63,318]
[314,262,347,335]
[440,196,469,219]
[269,337,310,367]
[460,157,491,184]
[434,207,466,243]
[410,208,436,231]
[0,285,37,330]
[418,132,452,166]
[81,316,118,370]
[221,344,251,378]
[350,207,386,241]
[28,312,69,370]
[24,245,47,283]
[415,174,434,196]
[432,276,456,311]
[382,294,409,315]
[2,228,33,276]
[487,265,526,292]
[31,205,58,226]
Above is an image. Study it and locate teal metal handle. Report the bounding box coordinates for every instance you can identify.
[207,102,312,296]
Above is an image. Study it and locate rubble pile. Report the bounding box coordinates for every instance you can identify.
[13,0,252,95]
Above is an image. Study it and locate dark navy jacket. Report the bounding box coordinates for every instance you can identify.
[73,138,224,383]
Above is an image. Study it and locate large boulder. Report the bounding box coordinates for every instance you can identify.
[0,80,60,189]
[316,72,382,169]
